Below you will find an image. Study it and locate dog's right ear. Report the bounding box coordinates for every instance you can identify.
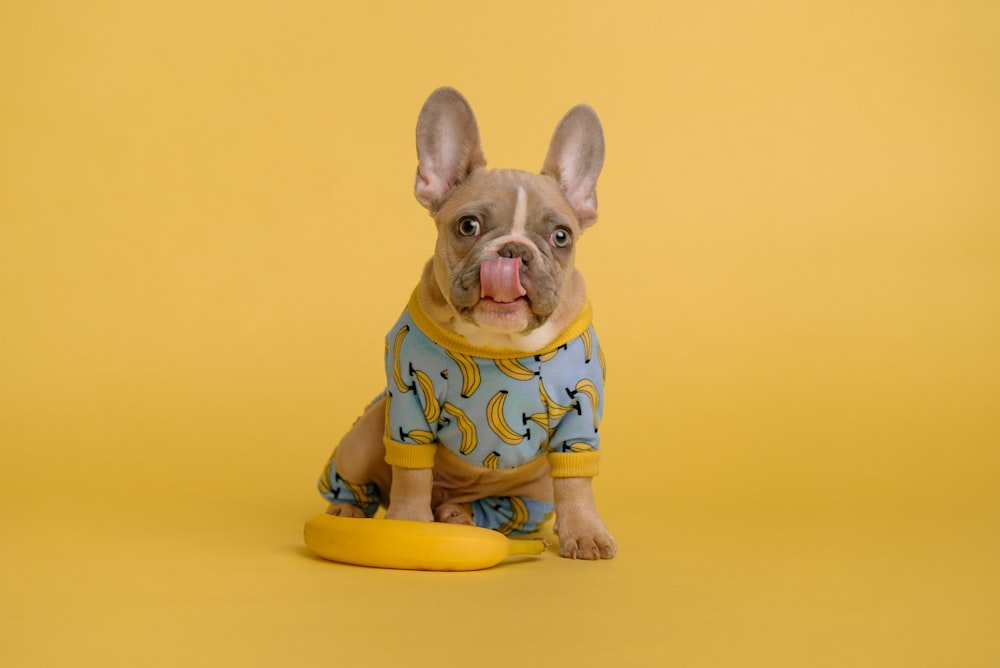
[541,105,605,230]
[414,87,487,212]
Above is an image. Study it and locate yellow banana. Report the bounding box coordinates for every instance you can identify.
[581,328,593,363]
[539,379,573,421]
[340,478,377,507]
[597,342,607,382]
[536,350,558,363]
[391,326,412,394]
[536,342,566,363]
[442,402,478,455]
[568,442,596,452]
[495,357,537,381]
[572,379,601,431]
[445,350,482,398]
[304,514,547,571]
[496,496,530,536]
[525,410,549,435]
[524,410,551,449]
[483,451,501,469]
[486,390,525,445]
[319,454,376,506]
[413,368,441,424]
[404,429,435,444]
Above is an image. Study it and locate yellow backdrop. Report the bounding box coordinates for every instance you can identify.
[2,1,998,666]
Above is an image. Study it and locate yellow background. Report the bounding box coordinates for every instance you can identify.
[2,1,998,665]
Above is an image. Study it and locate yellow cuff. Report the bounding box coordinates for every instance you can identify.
[547,450,601,478]
[383,438,437,469]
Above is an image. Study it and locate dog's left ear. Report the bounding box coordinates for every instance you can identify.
[541,105,605,229]
[414,87,487,212]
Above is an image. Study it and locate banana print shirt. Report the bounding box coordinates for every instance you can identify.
[382,290,606,478]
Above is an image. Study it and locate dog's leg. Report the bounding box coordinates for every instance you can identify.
[319,396,392,517]
[552,477,616,559]
[384,467,434,522]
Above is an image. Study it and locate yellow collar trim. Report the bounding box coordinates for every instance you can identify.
[407,289,593,360]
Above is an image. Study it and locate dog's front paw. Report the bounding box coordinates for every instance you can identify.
[554,515,617,560]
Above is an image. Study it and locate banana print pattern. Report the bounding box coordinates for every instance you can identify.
[412,368,441,424]
[486,390,529,445]
[441,402,477,455]
[470,496,554,536]
[318,453,336,496]
[401,428,435,444]
[539,377,574,422]
[581,327,594,363]
[524,408,550,442]
[495,496,530,535]
[445,349,481,398]
[318,453,380,515]
[568,378,601,433]
[340,477,378,507]
[391,325,412,394]
[382,306,604,470]
[494,357,538,381]
[535,343,566,363]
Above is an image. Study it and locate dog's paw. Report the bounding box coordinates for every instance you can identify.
[554,516,617,560]
[434,503,474,526]
[325,503,368,518]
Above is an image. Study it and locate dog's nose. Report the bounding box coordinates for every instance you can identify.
[497,242,532,263]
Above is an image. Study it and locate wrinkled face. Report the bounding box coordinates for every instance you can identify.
[431,169,581,334]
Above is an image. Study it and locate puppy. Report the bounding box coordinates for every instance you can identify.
[318,87,615,559]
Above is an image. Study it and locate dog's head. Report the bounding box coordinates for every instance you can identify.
[413,87,605,346]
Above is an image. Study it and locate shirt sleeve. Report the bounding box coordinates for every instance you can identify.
[382,318,439,469]
[544,326,605,478]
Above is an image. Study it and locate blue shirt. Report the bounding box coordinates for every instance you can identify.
[382,291,606,477]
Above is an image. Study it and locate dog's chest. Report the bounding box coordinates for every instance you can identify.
[385,312,604,471]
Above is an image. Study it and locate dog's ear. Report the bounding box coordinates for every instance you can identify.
[541,105,605,229]
[414,87,487,212]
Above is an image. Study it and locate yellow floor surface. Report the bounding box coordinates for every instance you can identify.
[3,2,999,666]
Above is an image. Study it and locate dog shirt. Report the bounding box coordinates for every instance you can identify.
[382,290,606,478]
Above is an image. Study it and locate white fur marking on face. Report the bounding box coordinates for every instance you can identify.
[512,186,527,235]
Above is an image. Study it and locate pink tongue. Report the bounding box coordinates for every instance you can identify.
[480,257,526,303]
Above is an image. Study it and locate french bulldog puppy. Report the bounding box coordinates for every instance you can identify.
[318,87,615,559]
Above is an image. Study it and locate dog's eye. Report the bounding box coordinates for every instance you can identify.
[550,227,573,248]
[457,216,481,237]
